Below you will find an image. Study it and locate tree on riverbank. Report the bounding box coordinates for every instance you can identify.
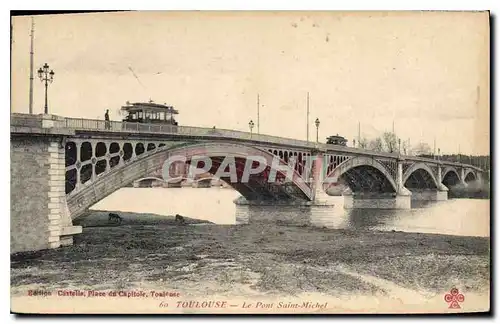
[382,132,398,153]
[412,142,432,156]
[368,137,384,152]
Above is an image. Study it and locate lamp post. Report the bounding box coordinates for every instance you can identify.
[438,148,441,161]
[353,139,356,148]
[249,120,254,138]
[398,138,401,154]
[315,118,320,143]
[37,63,54,114]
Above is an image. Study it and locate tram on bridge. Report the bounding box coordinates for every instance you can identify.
[326,134,348,146]
[120,100,179,131]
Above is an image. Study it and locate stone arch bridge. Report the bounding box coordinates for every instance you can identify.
[11,114,483,253]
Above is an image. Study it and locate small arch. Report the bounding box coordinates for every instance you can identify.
[147,143,156,151]
[442,168,460,187]
[80,164,92,184]
[110,142,120,154]
[95,159,107,175]
[324,156,397,193]
[109,156,120,169]
[123,143,133,161]
[95,142,107,158]
[405,169,437,189]
[65,141,77,167]
[65,169,77,194]
[135,143,145,156]
[80,142,92,162]
[403,163,440,190]
[297,152,303,174]
[464,171,477,183]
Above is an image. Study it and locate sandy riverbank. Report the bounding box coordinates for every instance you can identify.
[11,211,490,314]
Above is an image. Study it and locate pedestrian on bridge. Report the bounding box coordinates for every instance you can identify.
[105,109,110,130]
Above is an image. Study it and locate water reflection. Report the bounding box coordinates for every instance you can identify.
[91,187,490,238]
[346,208,400,229]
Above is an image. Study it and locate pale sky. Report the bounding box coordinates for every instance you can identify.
[11,11,490,155]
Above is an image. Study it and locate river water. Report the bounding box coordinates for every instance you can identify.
[90,187,490,238]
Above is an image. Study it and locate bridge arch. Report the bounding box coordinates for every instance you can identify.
[464,170,477,183]
[323,156,397,194]
[67,142,312,219]
[442,167,460,187]
[403,163,440,190]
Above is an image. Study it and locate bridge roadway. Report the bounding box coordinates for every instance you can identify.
[10,113,484,253]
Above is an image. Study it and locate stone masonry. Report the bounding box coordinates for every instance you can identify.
[11,136,52,253]
[11,123,81,254]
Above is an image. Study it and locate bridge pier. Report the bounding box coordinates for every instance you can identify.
[343,191,411,209]
[409,189,448,201]
[11,123,82,254]
[310,150,337,206]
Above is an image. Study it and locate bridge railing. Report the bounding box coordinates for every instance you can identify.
[62,117,319,148]
[62,117,481,170]
[409,156,483,171]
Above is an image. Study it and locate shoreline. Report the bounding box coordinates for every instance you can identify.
[74,209,215,227]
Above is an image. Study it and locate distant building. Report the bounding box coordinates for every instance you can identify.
[326,134,348,146]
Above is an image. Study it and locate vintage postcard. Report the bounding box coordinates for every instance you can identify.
[10,11,490,314]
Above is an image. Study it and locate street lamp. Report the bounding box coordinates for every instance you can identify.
[438,148,441,161]
[315,118,320,143]
[249,120,254,138]
[37,63,55,114]
[398,138,401,154]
